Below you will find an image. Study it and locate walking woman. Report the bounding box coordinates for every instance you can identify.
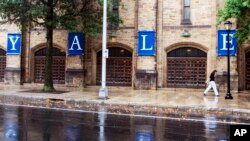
[204,70,219,96]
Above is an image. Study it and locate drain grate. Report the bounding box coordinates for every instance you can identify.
[20,90,68,94]
[47,98,65,103]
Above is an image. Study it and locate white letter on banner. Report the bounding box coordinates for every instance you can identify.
[221,34,234,51]
[8,36,20,50]
[141,35,153,50]
[69,36,83,50]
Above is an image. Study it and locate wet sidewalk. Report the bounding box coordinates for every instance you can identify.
[0,84,249,121]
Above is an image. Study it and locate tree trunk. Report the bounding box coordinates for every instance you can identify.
[43,0,55,92]
[20,0,30,84]
[20,30,28,84]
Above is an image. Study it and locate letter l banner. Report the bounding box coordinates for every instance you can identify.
[138,31,155,56]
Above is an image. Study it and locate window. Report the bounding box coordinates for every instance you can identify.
[181,0,191,25]
[108,0,119,30]
[112,0,119,15]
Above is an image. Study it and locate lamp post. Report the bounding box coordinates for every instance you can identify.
[224,21,233,100]
[99,0,108,99]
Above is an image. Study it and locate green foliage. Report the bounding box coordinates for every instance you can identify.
[218,0,250,46]
[0,0,122,92]
[0,0,122,36]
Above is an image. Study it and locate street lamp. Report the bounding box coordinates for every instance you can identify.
[99,0,108,99]
[224,21,233,100]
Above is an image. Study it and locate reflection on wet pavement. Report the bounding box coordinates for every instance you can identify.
[0,105,245,141]
[2,107,19,141]
[203,97,218,108]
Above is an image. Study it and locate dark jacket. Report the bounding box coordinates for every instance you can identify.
[210,71,216,81]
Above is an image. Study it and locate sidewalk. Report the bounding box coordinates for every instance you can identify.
[0,84,249,122]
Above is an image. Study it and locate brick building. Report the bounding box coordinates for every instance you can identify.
[0,0,248,92]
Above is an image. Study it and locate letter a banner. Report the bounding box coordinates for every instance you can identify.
[68,32,84,55]
[7,33,21,55]
[138,31,155,56]
[218,30,237,56]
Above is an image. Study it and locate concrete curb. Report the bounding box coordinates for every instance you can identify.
[0,95,249,123]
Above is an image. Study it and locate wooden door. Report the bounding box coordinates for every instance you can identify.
[34,47,65,84]
[0,49,6,82]
[97,47,132,86]
[167,47,207,88]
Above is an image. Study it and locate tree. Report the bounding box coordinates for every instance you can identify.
[0,0,121,92]
[218,0,250,45]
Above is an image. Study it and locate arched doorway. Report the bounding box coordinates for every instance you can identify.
[245,51,250,89]
[34,47,66,84]
[0,48,6,82]
[96,47,132,86]
[167,47,207,88]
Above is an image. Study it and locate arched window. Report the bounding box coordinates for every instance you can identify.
[167,47,206,57]
[35,47,65,56]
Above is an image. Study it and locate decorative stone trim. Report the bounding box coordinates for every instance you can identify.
[4,67,21,85]
[65,69,85,87]
[135,69,157,90]
[163,25,211,30]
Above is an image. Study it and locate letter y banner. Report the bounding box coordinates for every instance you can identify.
[7,33,21,55]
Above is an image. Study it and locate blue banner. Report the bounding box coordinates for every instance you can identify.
[7,33,21,55]
[68,32,84,55]
[138,31,155,56]
[218,30,237,56]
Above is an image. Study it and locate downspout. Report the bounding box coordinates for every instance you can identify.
[133,0,139,88]
[28,28,31,83]
[155,0,158,89]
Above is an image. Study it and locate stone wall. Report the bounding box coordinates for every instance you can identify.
[0,23,21,85]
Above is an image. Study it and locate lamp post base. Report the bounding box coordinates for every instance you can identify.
[99,87,108,99]
[225,92,233,99]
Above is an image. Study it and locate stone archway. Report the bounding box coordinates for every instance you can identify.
[0,48,6,82]
[245,51,250,89]
[34,47,66,84]
[166,47,207,88]
[238,46,250,91]
[96,47,132,86]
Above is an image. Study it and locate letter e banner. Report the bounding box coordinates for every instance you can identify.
[217,30,237,56]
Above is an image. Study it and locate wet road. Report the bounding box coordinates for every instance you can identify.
[0,105,247,141]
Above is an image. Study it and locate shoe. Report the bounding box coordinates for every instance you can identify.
[215,95,220,97]
[203,93,206,96]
